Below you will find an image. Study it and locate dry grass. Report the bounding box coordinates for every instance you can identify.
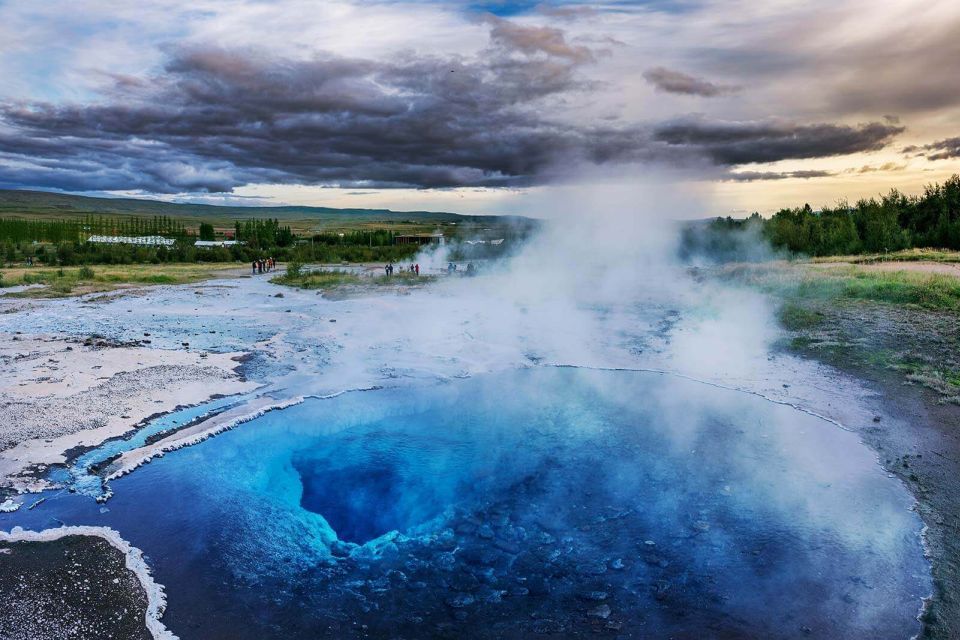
[810,248,960,264]
[0,263,244,298]
[721,261,960,311]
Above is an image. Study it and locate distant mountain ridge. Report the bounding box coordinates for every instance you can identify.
[0,189,529,226]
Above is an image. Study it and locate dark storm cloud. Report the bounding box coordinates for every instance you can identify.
[642,67,737,97]
[723,169,835,182]
[0,27,634,192]
[903,137,960,161]
[0,21,908,193]
[654,118,904,165]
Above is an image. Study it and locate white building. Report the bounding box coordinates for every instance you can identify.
[194,240,242,248]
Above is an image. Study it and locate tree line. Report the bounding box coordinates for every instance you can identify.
[0,214,189,244]
[681,174,960,261]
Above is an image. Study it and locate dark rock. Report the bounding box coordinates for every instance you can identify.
[531,619,566,634]
[445,593,475,608]
[586,604,611,619]
[493,538,520,554]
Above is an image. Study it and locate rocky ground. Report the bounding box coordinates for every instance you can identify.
[0,535,152,640]
[780,297,960,640]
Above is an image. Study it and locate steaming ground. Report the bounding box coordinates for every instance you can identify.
[0,249,937,638]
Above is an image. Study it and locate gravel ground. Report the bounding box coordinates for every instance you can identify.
[0,535,152,640]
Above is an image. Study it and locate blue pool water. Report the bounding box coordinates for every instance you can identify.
[1,368,930,639]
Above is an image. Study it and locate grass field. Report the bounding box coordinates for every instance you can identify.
[810,248,960,264]
[0,263,244,297]
[724,258,960,312]
[271,267,434,291]
[719,252,960,404]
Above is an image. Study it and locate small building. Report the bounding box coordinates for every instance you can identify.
[87,235,176,247]
[395,233,445,246]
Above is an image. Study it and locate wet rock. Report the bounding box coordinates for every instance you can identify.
[460,548,487,567]
[386,570,408,585]
[576,561,607,576]
[448,571,480,592]
[274,293,284,298]
[578,590,608,602]
[330,540,356,558]
[587,604,611,619]
[652,580,671,601]
[525,575,550,596]
[445,593,475,608]
[436,551,457,571]
[536,531,556,545]
[610,558,625,570]
[493,538,520,554]
[435,529,457,550]
[531,619,566,634]
[477,525,494,539]
[481,588,507,604]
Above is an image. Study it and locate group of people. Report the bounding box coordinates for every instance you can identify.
[252,257,276,274]
[447,261,477,276]
[384,263,419,276]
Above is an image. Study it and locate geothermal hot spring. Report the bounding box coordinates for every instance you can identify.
[0,267,932,639]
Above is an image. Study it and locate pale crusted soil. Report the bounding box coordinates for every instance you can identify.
[0,363,235,452]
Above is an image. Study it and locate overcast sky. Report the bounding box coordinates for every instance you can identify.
[1,0,958,216]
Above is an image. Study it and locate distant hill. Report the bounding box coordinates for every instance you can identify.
[0,189,533,232]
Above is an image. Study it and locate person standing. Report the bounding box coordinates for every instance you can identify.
[415,263,420,276]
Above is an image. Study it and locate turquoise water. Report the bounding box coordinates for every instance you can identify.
[2,368,931,639]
